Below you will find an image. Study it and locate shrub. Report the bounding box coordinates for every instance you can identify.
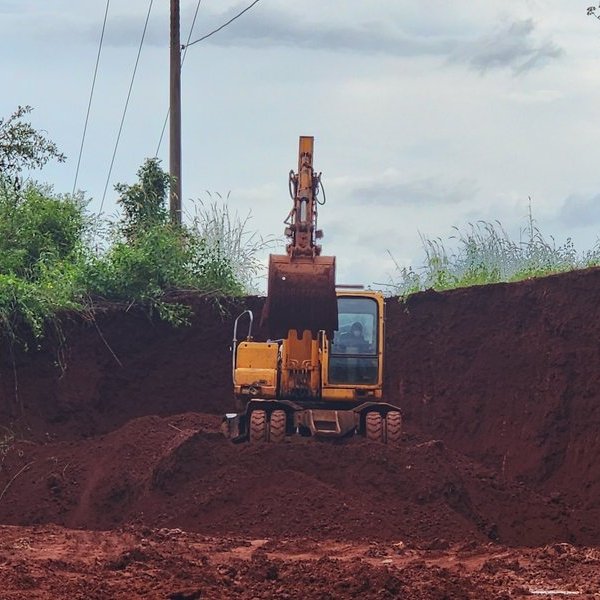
[0,179,86,342]
[0,181,87,278]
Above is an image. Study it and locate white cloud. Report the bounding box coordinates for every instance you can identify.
[0,0,598,289]
[328,170,477,207]
[559,193,600,228]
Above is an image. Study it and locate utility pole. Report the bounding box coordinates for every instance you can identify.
[169,0,182,224]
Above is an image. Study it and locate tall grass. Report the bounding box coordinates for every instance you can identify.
[187,193,274,294]
[389,208,600,297]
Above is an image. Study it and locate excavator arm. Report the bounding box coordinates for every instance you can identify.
[262,136,338,339]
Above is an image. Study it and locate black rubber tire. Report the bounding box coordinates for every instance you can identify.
[249,409,267,443]
[269,409,287,443]
[365,412,384,442]
[385,411,402,444]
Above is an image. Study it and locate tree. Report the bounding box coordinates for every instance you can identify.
[115,158,171,240]
[0,106,65,189]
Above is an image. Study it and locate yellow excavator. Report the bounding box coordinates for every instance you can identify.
[224,136,402,443]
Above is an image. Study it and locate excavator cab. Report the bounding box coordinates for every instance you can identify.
[327,295,380,386]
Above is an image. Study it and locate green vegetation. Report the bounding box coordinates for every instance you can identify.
[83,159,255,326]
[0,181,87,340]
[3,106,600,346]
[390,208,600,297]
[0,107,268,346]
[0,106,65,191]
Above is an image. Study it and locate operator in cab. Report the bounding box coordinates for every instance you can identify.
[339,321,369,353]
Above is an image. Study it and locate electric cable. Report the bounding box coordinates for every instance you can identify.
[72,0,110,196]
[100,0,154,214]
[183,0,261,48]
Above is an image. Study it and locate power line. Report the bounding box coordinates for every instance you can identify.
[184,0,261,49]
[100,0,154,214]
[155,0,203,158]
[72,0,110,196]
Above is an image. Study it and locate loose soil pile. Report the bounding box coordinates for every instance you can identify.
[2,269,600,597]
[0,413,576,546]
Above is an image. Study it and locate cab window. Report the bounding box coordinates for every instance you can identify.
[328,297,378,384]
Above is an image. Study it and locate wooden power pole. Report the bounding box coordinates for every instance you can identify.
[169,0,182,224]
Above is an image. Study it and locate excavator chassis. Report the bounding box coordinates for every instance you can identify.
[223,400,403,444]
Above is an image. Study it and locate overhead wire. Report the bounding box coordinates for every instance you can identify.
[155,0,262,157]
[72,0,111,196]
[100,0,154,214]
[183,0,262,49]
[155,0,203,158]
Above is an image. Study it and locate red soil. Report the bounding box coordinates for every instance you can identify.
[0,412,575,546]
[4,524,600,599]
[2,269,600,597]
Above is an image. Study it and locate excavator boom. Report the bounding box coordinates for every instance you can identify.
[262,136,338,339]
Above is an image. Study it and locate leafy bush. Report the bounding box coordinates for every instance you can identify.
[0,180,87,342]
[0,149,267,343]
[0,182,86,278]
[390,209,600,297]
[79,160,258,325]
[0,105,268,346]
[82,221,244,324]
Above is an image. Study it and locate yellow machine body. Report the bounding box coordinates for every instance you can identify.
[233,341,278,400]
[230,289,398,440]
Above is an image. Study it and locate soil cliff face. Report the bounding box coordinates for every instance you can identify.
[385,268,600,508]
[1,269,600,548]
[0,297,263,440]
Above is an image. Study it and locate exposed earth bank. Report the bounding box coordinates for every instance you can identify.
[2,269,600,598]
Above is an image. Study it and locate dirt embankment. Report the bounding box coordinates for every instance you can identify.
[385,267,600,510]
[0,296,263,441]
[1,269,600,551]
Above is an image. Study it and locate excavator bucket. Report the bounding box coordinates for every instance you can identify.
[262,254,338,340]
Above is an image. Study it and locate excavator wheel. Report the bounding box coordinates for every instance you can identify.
[249,409,268,443]
[269,409,287,443]
[385,411,402,444]
[365,412,384,442]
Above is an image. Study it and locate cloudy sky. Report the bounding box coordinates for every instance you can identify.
[1,0,600,288]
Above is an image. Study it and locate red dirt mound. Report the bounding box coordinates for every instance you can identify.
[0,413,584,547]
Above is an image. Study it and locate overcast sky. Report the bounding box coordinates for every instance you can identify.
[1,0,600,288]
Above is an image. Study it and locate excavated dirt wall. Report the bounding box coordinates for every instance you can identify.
[385,267,600,508]
[1,269,600,549]
[0,296,263,441]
